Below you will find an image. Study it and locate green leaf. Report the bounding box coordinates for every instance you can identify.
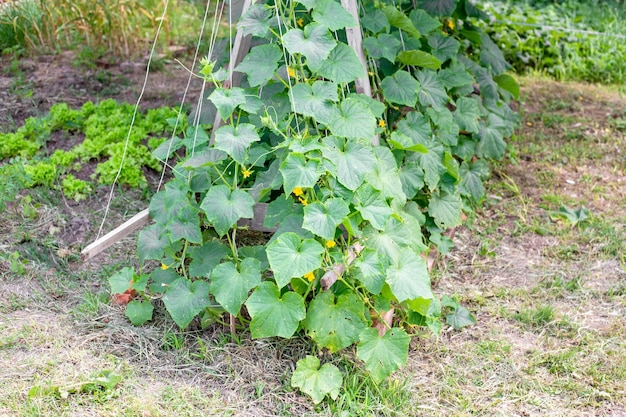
[291,356,343,404]
[416,70,448,108]
[290,81,339,125]
[167,206,202,244]
[235,44,282,87]
[476,122,506,160]
[409,9,441,35]
[264,196,295,229]
[149,268,178,293]
[322,138,376,190]
[237,4,272,38]
[385,247,432,302]
[311,0,355,30]
[266,232,324,288]
[353,183,392,230]
[245,281,306,338]
[421,0,456,16]
[200,185,255,237]
[364,214,426,262]
[361,8,389,34]
[138,224,168,262]
[213,123,260,164]
[210,259,261,316]
[397,50,442,70]
[162,278,211,329]
[439,63,474,89]
[279,153,322,195]
[125,300,154,326]
[315,43,365,83]
[353,248,386,294]
[388,132,428,153]
[446,305,477,330]
[397,111,431,144]
[357,327,410,383]
[479,32,509,75]
[304,292,367,352]
[363,34,401,63]
[494,73,520,99]
[550,205,590,226]
[410,142,445,191]
[283,23,336,68]
[328,98,376,140]
[381,70,419,107]
[382,6,420,38]
[427,33,460,63]
[303,198,350,240]
[398,160,425,199]
[427,106,460,146]
[454,97,481,134]
[428,191,462,229]
[368,147,406,205]
[188,240,230,277]
[459,160,489,203]
[109,267,134,294]
[208,87,247,121]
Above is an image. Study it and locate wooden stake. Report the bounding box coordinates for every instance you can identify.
[81,209,150,261]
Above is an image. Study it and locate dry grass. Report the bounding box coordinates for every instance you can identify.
[1,77,626,416]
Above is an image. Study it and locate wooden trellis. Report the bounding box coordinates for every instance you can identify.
[81,0,375,262]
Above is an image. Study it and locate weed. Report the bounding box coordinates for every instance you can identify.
[514,304,555,328]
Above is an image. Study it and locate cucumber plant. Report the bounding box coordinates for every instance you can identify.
[109,0,519,402]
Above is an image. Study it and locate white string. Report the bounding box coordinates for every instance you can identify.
[156,0,219,192]
[96,0,171,239]
[274,0,301,136]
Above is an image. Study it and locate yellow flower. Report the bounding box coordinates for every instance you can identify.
[160,263,169,270]
[304,271,315,282]
[293,187,304,197]
[297,18,304,27]
[446,19,455,30]
[378,119,386,128]
[299,196,308,206]
[287,67,296,78]
[242,168,252,178]
[325,240,336,248]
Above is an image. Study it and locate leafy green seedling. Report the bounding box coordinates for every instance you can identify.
[550,205,590,226]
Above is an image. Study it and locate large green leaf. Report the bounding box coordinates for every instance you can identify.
[200,185,255,237]
[385,247,432,302]
[327,98,376,140]
[356,327,410,383]
[353,248,386,294]
[264,196,295,229]
[311,0,355,30]
[428,33,460,63]
[494,73,520,100]
[245,281,306,338]
[416,70,448,108]
[397,111,431,144]
[438,63,474,89]
[188,240,230,277]
[291,356,343,404]
[360,8,389,34]
[322,138,376,190]
[409,9,441,35]
[162,278,211,329]
[479,32,509,75]
[265,232,324,288]
[364,213,427,261]
[125,300,154,326]
[388,131,429,153]
[138,224,168,262]
[446,305,477,330]
[208,87,246,121]
[210,258,261,316]
[382,5,420,38]
[428,191,462,229]
[368,147,406,205]
[426,106,460,146]
[109,267,134,294]
[363,34,401,63]
[302,198,350,240]
[237,4,272,38]
[476,114,508,160]
[279,152,322,195]
[454,97,481,134]
[213,124,260,165]
[290,81,339,125]
[235,44,281,87]
[421,0,456,16]
[315,43,365,83]
[283,23,336,68]
[167,206,202,244]
[396,50,442,70]
[381,70,419,107]
[304,292,367,352]
[353,183,392,230]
